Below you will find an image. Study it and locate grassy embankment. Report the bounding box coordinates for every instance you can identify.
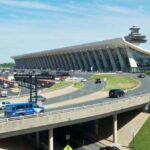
[73,82,84,89]
[49,81,84,91]
[48,81,72,91]
[129,117,150,150]
[88,74,139,91]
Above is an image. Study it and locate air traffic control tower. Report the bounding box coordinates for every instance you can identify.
[124,24,147,45]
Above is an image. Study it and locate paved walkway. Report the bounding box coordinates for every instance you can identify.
[100,112,150,150]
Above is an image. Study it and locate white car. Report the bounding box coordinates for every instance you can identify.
[0,101,11,110]
[81,78,87,82]
[0,90,8,97]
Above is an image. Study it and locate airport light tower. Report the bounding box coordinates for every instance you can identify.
[124,24,147,45]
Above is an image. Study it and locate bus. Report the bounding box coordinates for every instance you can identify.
[4,102,44,118]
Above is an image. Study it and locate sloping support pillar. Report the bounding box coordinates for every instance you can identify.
[87,51,94,71]
[55,55,62,69]
[51,56,57,69]
[113,114,117,144]
[99,50,109,71]
[48,129,54,150]
[107,50,118,71]
[67,54,75,70]
[65,54,72,70]
[74,52,83,70]
[57,55,64,69]
[80,51,89,71]
[116,48,126,71]
[70,53,78,70]
[62,54,69,70]
[93,50,103,71]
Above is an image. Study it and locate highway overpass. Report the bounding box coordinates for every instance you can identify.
[0,92,149,150]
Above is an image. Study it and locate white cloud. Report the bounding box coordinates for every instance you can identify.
[0,0,75,14]
[102,5,140,14]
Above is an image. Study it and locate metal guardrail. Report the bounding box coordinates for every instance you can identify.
[0,92,149,123]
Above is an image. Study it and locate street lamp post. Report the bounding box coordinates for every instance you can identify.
[131,128,137,150]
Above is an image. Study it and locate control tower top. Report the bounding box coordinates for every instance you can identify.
[124,25,147,45]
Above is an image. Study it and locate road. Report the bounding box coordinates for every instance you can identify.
[43,74,150,112]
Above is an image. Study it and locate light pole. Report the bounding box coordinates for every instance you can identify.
[131,128,136,150]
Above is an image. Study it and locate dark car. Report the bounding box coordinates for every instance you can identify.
[137,73,145,78]
[95,79,101,84]
[109,89,125,98]
[41,71,50,76]
[100,146,112,150]
[100,146,120,150]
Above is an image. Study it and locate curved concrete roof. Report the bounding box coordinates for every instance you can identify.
[12,37,150,59]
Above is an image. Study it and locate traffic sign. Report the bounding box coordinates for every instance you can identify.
[64,145,72,150]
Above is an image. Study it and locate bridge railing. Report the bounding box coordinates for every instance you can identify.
[0,92,149,123]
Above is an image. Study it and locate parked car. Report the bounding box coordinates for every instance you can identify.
[95,79,101,84]
[81,78,87,82]
[0,90,8,97]
[109,89,125,98]
[0,101,11,110]
[3,83,9,89]
[28,95,46,102]
[137,73,145,78]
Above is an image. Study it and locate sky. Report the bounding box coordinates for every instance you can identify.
[0,0,150,63]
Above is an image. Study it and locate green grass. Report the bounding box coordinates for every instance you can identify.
[73,82,84,89]
[145,71,150,75]
[48,81,72,91]
[88,74,139,91]
[129,117,150,150]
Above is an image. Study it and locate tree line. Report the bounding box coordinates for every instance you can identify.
[0,62,15,68]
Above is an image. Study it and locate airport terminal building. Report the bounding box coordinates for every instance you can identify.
[12,25,150,72]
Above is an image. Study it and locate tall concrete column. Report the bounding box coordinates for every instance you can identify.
[81,51,89,71]
[66,54,74,70]
[70,53,78,70]
[99,50,109,71]
[93,50,103,71]
[48,129,54,150]
[87,51,94,71]
[41,57,47,69]
[113,114,117,144]
[49,55,55,69]
[36,132,39,149]
[53,55,59,69]
[39,57,44,69]
[32,57,37,68]
[51,55,57,69]
[116,48,126,70]
[74,52,83,70]
[64,54,71,70]
[44,56,48,69]
[57,55,63,69]
[107,50,118,71]
[95,120,99,135]
[58,55,66,70]
[29,58,33,69]
[47,55,53,69]
[62,54,69,70]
